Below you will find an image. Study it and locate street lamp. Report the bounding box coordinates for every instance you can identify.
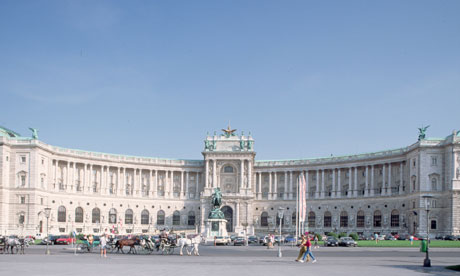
[277,207,284,258]
[44,207,51,255]
[422,195,433,267]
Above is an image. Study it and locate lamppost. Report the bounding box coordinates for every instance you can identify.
[44,207,51,255]
[422,195,433,267]
[277,207,284,258]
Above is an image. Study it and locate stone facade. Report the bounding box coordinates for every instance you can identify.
[0,126,459,238]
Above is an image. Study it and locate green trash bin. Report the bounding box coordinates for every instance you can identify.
[420,239,427,253]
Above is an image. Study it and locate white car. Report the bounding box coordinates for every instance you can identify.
[215,236,230,245]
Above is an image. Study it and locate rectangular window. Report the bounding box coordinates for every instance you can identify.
[40,198,44,205]
[21,176,26,186]
[431,220,437,230]
[21,156,26,163]
[431,157,437,166]
[59,228,65,233]
[42,158,45,165]
[20,196,25,204]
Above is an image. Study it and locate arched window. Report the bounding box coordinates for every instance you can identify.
[19,213,25,225]
[391,210,400,227]
[291,211,297,227]
[223,166,234,173]
[357,210,365,228]
[261,212,268,227]
[75,207,84,223]
[125,209,133,224]
[173,211,181,226]
[324,211,332,228]
[373,210,382,227]
[188,211,196,226]
[141,210,149,225]
[308,211,315,228]
[92,208,100,223]
[157,210,165,225]
[108,208,117,224]
[340,211,348,228]
[58,206,66,222]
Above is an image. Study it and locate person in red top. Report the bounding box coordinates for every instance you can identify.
[300,232,317,263]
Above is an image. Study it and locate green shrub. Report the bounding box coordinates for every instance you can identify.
[338,232,347,238]
[349,233,359,241]
[328,232,338,239]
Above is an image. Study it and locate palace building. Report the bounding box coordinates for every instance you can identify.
[1,125,459,238]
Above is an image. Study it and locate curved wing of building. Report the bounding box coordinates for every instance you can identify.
[1,126,459,238]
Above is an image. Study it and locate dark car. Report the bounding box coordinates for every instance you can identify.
[247,236,259,244]
[48,235,59,245]
[445,235,458,241]
[233,237,246,246]
[397,234,408,241]
[325,237,339,247]
[230,235,237,242]
[284,236,296,243]
[339,237,357,247]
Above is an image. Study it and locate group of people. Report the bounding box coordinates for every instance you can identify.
[295,232,317,263]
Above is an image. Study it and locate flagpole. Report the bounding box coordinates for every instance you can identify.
[295,174,299,242]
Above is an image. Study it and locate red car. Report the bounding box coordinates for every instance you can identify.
[55,235,76,245]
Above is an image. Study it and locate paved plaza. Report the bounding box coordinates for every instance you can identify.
[1,245,459,276]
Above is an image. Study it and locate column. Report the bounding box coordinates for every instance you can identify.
[382,164,386,196]
[89,164,93,193]
[66,162,70,191]
[247,161,252,190]
[273,172,277,200]
[185,171,189,199]
[337,169,341,198]
[205,160,209,188]
[284,171,288,200]
[289,171,293,200]
[213,160,217,188]
[180,171,185,199]
[153,170,158,198]
[354,167,358,197]
[117,167,121,195]
[388,163,392,195]
[169,171,173,198]
[106,166,110,195]
[268,172,272,200]
[348,167,352,198]
[258,172,262,200]
[315,170,320,199]
[236,202,240,227]
[332,169,336,198]
[54,160,57,191]
[305,171,309,199]
[321,170,325,198]
[240,160,244,191]
[370,165,375,196]
[399,163,404,195]
[72,162,76,192]
[365,166,369,197]
[195,172,200,199]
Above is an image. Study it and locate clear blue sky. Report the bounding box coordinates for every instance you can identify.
[1,0,459,160]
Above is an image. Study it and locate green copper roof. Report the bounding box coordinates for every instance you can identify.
[0,126,22,138]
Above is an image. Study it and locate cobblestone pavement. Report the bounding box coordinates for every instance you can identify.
[1,245,459,276]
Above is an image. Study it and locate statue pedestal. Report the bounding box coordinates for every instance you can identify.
[204,219,228,238]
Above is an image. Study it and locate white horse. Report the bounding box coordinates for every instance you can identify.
[5,237,23,254]
[177,234,202,256]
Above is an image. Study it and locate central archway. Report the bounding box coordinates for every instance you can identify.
[221,206,233,233]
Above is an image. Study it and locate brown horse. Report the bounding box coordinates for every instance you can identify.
[116,237,139,254]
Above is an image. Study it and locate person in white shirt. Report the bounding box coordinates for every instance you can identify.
[100,234,107,258]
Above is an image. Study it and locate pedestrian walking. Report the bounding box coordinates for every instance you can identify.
[295,235,307,262]
[410,235,414,245]
[314,235,319,249]
[100,234,107,258]
[301,233,316,263]
[374,233,379,244]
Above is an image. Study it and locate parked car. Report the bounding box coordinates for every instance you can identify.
[233,237,246,246]
[325,236,339,247]
[55,235,76,245]
[40,237,53,245]
[284,235,296,243]
[385,235,397,241]
[48,235,59,245]
[445,235,458,241]
[215,236,230,245]
[247,236,259,244]
[397,234,408,241]
[230,235,237,242]
[339,237,357,247]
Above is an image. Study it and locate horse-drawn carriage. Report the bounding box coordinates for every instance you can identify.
[0,236,27,254]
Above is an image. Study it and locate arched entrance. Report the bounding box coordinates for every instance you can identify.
[221,206,233,233]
